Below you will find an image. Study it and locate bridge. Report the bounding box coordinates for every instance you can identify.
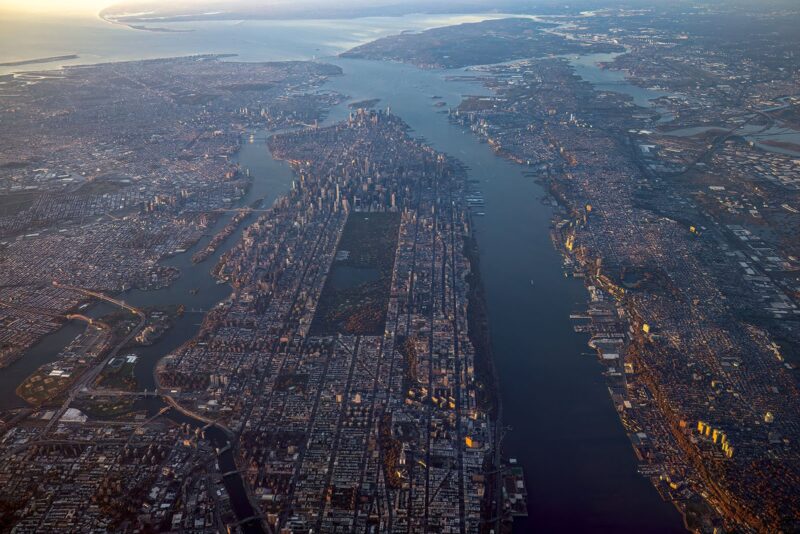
[64,313,110,330]
[52,281,145,319]
[79,387,168,399]
[66,313,94,324]
[183,207,272,214]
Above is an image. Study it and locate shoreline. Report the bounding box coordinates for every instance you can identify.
[463,229,508,531]
[0,54,79,67]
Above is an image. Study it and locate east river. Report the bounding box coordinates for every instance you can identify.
[0,15,686,532]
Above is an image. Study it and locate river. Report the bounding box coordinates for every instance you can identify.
[665,123,800,158]
[322,58,684,532]
[128,133,294,534]
[0,15,687,532]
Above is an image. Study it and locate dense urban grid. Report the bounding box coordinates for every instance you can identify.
[0,56,340,367]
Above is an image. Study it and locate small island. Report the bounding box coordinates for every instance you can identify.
[348,98,380,109]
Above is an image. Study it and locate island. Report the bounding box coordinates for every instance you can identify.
[0,54,79,67]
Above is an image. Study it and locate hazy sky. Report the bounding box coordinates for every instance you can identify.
[0,0,512,18]
[0,0,113,16]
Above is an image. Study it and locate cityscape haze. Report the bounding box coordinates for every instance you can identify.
[0,1,798,533]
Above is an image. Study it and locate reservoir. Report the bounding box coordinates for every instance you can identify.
[0,15,685,532]
[327,265,382,291]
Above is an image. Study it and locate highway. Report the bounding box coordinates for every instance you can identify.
[78,388,166,398]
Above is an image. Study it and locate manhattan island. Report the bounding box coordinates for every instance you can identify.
[157,109,500,533]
